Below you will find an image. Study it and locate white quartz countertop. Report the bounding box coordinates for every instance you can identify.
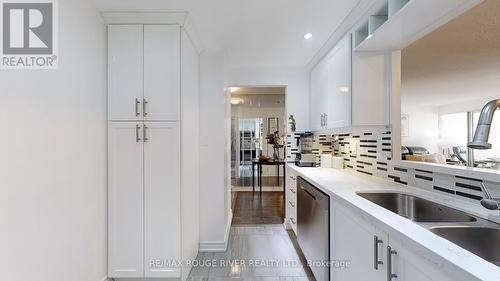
[287,164,500,280]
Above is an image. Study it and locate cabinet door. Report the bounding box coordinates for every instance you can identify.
[108,122,144,278]
[310,59,328,131]
[333,203,387,281]
[144,25,181,121]
[325,35,352,129]
[108,25,144,121]
[144,122,181,278]
[286,170,298,233]
[352,51,388,126]
[388,239,460,281]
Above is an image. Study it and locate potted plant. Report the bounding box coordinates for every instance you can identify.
[266,131,285,160]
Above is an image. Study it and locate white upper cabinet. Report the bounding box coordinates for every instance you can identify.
[310,34,352,131]
[354,0,481,51]
[108,25,181,121]
[351,52,388,126]
[107,122,144,278]
[310,33,390,131]
[108,25,144,121]
[310,58,328,131]
[144,25,181,121]
[143,122,181,278]
[325,35,352,129]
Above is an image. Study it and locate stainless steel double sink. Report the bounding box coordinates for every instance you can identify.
[357,192,500,266]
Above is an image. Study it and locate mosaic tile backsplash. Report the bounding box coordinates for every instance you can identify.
[287,128,500,204]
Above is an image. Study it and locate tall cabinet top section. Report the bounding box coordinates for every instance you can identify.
[107,24,181,122]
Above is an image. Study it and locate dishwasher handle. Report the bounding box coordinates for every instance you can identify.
[300,185,316,200]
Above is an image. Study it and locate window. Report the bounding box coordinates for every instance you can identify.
[437,110,500,163]
[440,112,468,147]
[473,111,500,161]
[439,112,468,156]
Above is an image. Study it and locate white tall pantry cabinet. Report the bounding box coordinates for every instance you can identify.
[106,16,200,280]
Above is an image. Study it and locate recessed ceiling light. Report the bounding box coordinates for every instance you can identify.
[304,33,313,40]
[339,86,350,93]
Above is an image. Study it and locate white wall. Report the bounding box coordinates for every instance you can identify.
[0,1,107,281]
[225,66,310,132]
[401,0,500,108]
[180,29,200,279]
[401,0,500,155]
[401,103,440,153]
[199,50,231,250]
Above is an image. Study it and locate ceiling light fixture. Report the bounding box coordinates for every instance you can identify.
[230,97,244,105]
[304,33,313,40]
[229,87,240,93]
[339,86,350,93]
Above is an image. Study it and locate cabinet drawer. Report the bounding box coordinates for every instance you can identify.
[288,198,297,210]
[287,173,297,190]
[290,209,297,234]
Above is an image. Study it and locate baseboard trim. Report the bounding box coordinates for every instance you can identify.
[231,186,283,192]
[283,218,292,230]
[199,209,233,252]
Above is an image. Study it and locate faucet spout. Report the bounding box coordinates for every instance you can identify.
[468,99,500,150]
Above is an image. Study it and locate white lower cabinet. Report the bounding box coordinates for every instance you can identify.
[285,167,297,234]
[143,122,181,278]
[108,122,144,278]
[332,201,459,281]
[108,122,181,279]
[332,203,387,280]
[388,238,457,281]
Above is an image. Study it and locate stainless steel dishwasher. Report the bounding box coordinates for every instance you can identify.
[297,176,330,281]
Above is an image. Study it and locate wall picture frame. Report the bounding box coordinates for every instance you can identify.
[268,117,279,134]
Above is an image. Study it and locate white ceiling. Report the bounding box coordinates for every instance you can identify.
[231,87,286,96]
[92,0,360,68]
[401,0,500,109]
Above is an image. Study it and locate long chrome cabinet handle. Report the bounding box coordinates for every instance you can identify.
[143,125,149,142]
[135,98,141,117]
[387,246,398,280]
[374,236,383,270]
[143,98,148,117]
[135,124,142,143]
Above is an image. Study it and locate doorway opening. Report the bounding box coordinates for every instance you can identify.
[229,86,287,224]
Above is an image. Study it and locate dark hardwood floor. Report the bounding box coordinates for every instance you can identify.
[232,176,282,187]
[232,191,285,225]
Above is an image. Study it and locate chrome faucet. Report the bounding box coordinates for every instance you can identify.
[468,99,500,149]
[479,182,500,210]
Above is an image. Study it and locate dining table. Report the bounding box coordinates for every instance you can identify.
[251,159,286,193]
